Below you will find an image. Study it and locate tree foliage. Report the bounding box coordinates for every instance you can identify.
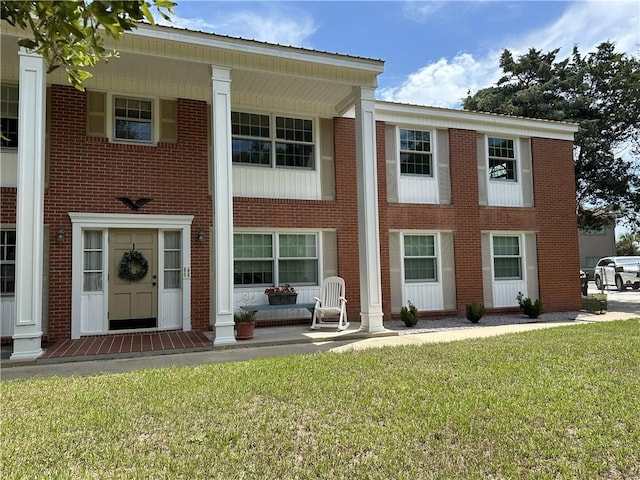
[0,1,175,90]
[464,42,640,230]
[616,233,640,256]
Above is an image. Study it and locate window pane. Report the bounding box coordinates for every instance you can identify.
[84,231,102,249]
[279,259,318,284]
[164,271,181,289]
[404,235,435,257]
[83,251,102,270]
[232,139,271,165]
[233,234,273,258]
[494,257,522,279]
[83,272,103,292]
[493,236,519,256]
[0,263,15,294]
[275,143,314,169]
[164,251,181,269]
[404,258,436,282]
[279,234,316,258]
[165,231,181,250]
[488,137,514,158]
[234,260,273,285]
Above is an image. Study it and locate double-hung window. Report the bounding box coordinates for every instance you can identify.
[233,233,318,286]
[0,230,16,295]
[232,112,315,169]
[114,96,153,142]
[83,231,103,292]
[0,85,19,148]
[488,137,516,181]
[400,129,432,176]
[493,236,522,280]
[403,234,437,282]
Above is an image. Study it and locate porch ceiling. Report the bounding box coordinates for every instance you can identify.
[1,25,383,116]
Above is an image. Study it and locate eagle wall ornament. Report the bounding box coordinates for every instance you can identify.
[117,197,153,211]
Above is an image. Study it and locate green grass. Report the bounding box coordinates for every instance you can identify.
[2,320,640,479]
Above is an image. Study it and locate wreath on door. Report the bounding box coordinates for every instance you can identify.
[118,250,149,282]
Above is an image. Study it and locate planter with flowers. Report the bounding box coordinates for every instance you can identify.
[264,284,297,305]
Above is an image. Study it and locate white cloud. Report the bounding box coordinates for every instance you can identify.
[157,5,317,47]
[378,52,502,108]
[381,0,640,109]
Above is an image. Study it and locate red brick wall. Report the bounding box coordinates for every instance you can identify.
[380,128,581,316]
[531,137,582,311]
[43,85,211,340]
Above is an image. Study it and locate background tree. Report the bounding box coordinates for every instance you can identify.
[1,1,175,90]
[464,42,640,231]
[616,233,640,256]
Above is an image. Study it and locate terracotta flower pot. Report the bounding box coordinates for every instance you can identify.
[235,321,255,340]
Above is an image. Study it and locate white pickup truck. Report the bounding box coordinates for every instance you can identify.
[594,256,640,291]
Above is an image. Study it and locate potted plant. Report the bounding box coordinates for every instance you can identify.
[234,310,256,340]
[264,284,297,305]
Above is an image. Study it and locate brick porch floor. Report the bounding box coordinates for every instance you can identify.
[40,331,212,359]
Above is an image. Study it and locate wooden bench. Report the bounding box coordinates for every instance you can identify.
[241,303,316,319]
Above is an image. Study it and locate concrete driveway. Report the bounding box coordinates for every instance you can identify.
[586,282,640,315]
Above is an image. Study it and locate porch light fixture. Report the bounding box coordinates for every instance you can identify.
[197,228,204,242]
[56,227,66,242]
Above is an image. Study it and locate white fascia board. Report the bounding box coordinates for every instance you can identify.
[375,101,579,141]
[133,24,385,74]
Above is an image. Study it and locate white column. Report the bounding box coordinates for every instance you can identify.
[11,49,46,360]
[211,66,236,345]
[354,87,384,332]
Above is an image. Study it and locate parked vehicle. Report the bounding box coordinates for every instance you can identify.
[593,256,640,291]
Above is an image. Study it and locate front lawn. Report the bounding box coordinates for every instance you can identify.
[2,320,639,479]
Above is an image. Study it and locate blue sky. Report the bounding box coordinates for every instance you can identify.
[163,0,640,109]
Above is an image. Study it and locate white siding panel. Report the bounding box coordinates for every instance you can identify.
[398,176,439,204]
[161,290,182,329]
[488,180,524,207]
[233,166,320,200]
[404,283,444,311]
[81,294,106,334]
[493,280,526,308]
[0,297,15,337]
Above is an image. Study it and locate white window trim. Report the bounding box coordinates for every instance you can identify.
[397,126,436,178]
[233,229,322,288]
[69,213,193,339]
[107,92,159,146]
[486,135,520,184]
[231,109,318,171]
[400,231,442,285]
[0,84,19,150]
[491,233,524,282]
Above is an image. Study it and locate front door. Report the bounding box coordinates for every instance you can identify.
[108,229,158,330]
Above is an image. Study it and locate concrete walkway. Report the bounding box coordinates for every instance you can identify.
[2,305,636,382]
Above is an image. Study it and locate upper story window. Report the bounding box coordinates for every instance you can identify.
[493,235,522,280]
[232,111,315,169]
[488,137,516,181]
[1,229,16,295]
[114,96,153,143]
[403,234,437,282]
[1,85,19,148]
[400,129,432,176]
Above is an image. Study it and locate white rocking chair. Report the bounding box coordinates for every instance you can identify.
[311,276,349,331]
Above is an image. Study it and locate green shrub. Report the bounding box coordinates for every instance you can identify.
[400,301,419,327]
[465,301,485,323]
[234,310,256,323]
[516,292,543,319]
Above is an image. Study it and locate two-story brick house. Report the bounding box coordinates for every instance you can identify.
[0,23,581,360]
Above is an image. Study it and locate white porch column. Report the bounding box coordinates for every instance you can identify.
[11,48,46,360]
[354,87,384,332]
[211,66,236,345]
